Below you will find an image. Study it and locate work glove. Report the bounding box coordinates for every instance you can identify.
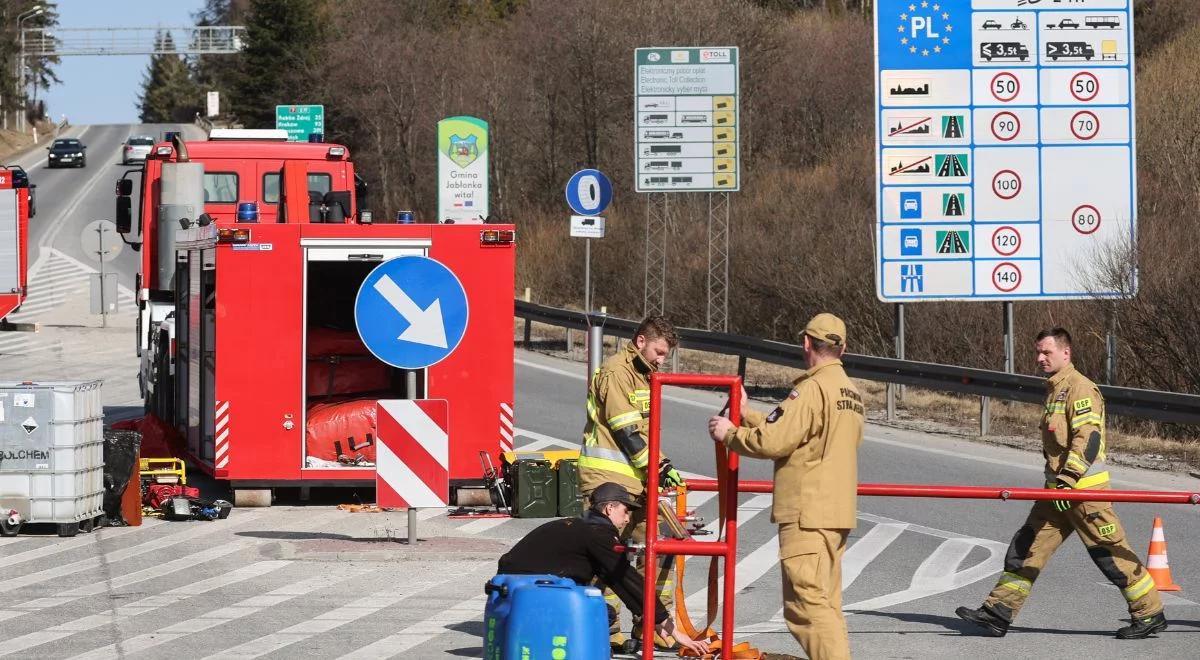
[1052,477,1075,512]
[659,457,684,488]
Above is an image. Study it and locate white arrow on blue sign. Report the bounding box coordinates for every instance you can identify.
[565,169,613,216]
[354,256,469,370]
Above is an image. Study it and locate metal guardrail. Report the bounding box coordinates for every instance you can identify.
[515,300,1200,425]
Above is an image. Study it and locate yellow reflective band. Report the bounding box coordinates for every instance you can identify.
[607,410,643,430]
[1071,413,1103,429]
[1123,574,1155,602]
[578,455,642,479]
[1075,471,1110,489]
[1065,454,1089,473]
[996,572,1031,595]
[1046,402,1066,414]
[629,447,649,470]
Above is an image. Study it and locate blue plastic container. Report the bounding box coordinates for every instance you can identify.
[236,202,259,223]
[484,574,608,660]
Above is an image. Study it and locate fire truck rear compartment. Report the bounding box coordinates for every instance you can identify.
[303,260,423,469]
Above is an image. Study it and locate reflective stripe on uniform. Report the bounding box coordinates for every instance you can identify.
[1123,574,1155,602]
[1076,470,1110,489]
[996,571,1032,595]
[629,447,649,470]
[579,444,643,479]
[1071,412,1103,429]
[1064,452,1089,474]
[607,410,643,430]
[1046,402,1066,414]
[578,455,641,479]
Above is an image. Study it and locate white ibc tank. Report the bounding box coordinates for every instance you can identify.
[0,381,104,524]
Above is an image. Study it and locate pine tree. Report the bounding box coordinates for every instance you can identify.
[229,0,327,128]
[138,32,201,123]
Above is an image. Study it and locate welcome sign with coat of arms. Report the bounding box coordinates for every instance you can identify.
[437,116,489,223]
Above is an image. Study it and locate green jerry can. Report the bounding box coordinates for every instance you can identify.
[556,458,583,517]
[511,458,558,518]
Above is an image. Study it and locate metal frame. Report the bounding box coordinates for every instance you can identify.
[21,26,246,57]
[643,192,668,317]
[706,192,730,332]
[514,300,1200,425]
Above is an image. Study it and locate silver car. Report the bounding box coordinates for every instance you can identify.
[122,135,155,164]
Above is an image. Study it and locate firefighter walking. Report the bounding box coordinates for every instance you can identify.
[708,312,864,660]
[578,315,684,653]
[956,327,1167,639]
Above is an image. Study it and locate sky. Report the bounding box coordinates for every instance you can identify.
[40,0,208,125]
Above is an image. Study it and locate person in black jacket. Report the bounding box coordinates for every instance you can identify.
[497,482,709,656]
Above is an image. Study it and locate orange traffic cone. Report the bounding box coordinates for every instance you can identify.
[1146,516,1182,592]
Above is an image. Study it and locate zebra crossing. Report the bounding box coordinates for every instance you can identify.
[6,246,136,327]
[0,455,1011,659]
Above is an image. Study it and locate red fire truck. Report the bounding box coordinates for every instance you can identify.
[0,168,31,323]
[116,131,515,506]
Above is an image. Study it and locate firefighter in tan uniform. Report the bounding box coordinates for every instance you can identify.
[708,313,864,660]
[578,315,683,653]
[957,327,1167,640]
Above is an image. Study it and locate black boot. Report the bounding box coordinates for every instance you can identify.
[955,605,1010,637]
[1116,612,1168,639]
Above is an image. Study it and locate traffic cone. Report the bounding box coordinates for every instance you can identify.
[1146,516,1182,591]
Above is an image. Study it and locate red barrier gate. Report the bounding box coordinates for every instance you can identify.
[639,371,1200,660]
[644,372,744,660]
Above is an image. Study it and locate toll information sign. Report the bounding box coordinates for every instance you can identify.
[635,47,739,193]
[874,0,1136,301]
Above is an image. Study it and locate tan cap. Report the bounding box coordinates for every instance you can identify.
[803,313,846,347]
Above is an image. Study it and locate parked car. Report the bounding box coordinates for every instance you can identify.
[5,165,35,216]
[47,138,87,168]
[122,135,155,164]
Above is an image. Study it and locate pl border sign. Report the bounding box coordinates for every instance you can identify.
[874,0,1136,302]
[635,47,740,193]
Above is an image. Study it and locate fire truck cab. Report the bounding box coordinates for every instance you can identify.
[117,131,515,506]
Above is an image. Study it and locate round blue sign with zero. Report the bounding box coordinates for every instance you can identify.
[354,255,469,370]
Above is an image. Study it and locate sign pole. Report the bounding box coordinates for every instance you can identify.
[1003,301,1014,374]
[406,369,419,545]
[97,224,107,329]
[584,237,592,313]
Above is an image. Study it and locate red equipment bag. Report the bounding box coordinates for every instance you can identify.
[145,484,201,509]
[306,357,392,397]
[306,327,392,397]
[305,398,377,465]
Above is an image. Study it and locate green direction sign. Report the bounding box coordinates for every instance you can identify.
[275,104,325,142]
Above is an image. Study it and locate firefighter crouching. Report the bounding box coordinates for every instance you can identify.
[578,315,684,653]
[496,482,709,657]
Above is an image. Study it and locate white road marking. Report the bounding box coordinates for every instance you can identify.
[0,518,166,569]
[0,538,250,623]
[0,510,268,593]
[200,578,453,660]
[335,594,488,659]
[67,569,376,660]
[843,522,908,589]
[458,517,510,534]
[0,561,291,657]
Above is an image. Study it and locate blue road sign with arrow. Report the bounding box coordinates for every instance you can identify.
[354,256,469,370]
[565,169,613,216]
